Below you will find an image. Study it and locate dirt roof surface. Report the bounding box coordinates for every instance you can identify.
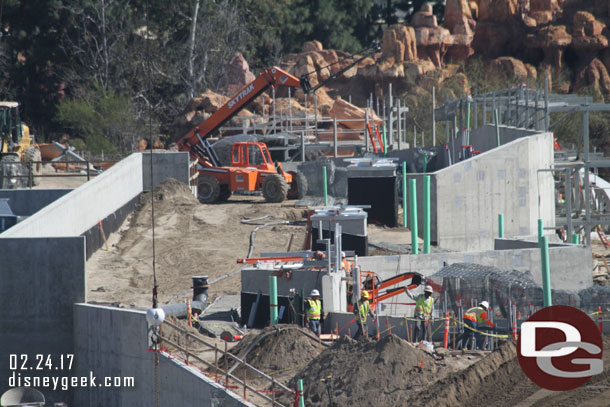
[86,178,307,308]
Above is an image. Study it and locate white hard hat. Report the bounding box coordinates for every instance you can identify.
[479,301,490,310]
[424,285,433,293]
[341,251,346,257]
[311,289,320,296]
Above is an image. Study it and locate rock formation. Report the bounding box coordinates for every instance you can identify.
[218,52,256,96]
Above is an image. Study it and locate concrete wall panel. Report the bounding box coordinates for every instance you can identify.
[0,237,86,406]
[142,152,190,191]
[0,189,71,216]
[73,304,252,407]
[1,154,144,238]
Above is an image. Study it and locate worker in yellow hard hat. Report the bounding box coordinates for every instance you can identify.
[353,291,376,339]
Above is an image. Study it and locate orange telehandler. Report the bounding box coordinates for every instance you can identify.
[176,42,380,204]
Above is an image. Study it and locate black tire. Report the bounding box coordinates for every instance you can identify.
[287,171,308,200]
[0,154,23,189]
[219,185,231,201]
[262,173,288,203]
[197,174,220,203]
[25,147,42,186]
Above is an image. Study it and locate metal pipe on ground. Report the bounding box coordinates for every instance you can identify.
[162,276,209,317]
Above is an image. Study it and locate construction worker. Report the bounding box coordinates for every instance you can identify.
[341,251,352,273]
[413,285,434,342]
[463,301,495,349]
[305,289,323,336]
[353,291,376,339]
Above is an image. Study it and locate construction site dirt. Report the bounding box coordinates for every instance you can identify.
[79,178,610,406]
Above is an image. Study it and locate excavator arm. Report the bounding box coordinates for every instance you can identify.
[177,67,302,164]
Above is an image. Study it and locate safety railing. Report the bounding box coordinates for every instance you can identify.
[159,319,295,407]
[0,160,109,188]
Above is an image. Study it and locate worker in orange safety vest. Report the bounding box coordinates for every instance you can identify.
[341,251,352,274]
[463,301,495,349]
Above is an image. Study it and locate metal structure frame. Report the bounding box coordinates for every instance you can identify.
[434,76,610,246]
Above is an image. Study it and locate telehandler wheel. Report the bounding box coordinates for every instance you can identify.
[262,173,288,203]
[287,171,308,200]
[25,147,42,186]
[198,174,220,203]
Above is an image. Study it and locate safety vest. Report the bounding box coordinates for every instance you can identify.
[464,306,494,327]
[414,295,434,317]
[342,259,352,272]
[356,300,370,322]
[307,299,322,320]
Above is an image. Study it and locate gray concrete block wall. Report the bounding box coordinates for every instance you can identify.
[142,151,190,191]
[73,304,252,407]
[1,154,144,238]
[241,268,323,298]
[0,189,71,216]
[434,131,554,251]
[0,237,86,406]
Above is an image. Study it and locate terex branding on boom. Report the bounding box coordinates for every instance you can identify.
[228,84,255,110]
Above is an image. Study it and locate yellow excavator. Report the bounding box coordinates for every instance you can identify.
[0,101,41,188]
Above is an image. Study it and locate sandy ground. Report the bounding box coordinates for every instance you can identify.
[86,182,308,309]
[33,164,93,189]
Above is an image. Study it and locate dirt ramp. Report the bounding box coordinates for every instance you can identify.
[283,334,443,407]
[410,342,531,407]
[226,326,326,376]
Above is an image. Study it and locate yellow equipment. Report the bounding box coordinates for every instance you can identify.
[0,102,41,187]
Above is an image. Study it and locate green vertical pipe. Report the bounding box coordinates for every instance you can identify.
[269,276,278,326]
[540,236,552,307]
[402,163,407,228]
[382,125,388,156]
[423,153,428,173]
[409,178,419,254]
[498,214,504,238]
[466,102,471,144]
[571,233,579,244]
[538,219,544,247]
[322,166,328,206]
[424,175,430,254]
[495,109,501,146]
[297,379,305,407]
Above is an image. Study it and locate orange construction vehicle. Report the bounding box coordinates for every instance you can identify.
[176,42,380,204]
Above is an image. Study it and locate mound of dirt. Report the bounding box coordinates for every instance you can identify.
[225,326,326,377]
[408,341,530,407]
[283,334,447,407]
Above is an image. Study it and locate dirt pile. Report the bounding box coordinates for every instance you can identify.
[86,179,307,308]
[282,334,446,407]
[410,342,526,407]
[224,326,326,378]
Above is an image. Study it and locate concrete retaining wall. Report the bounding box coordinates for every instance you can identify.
[0,189,71,216]
[1,154,144,238]
[73,304,252,407]
[142,152,190,191]
[434,131,555,251]
[0,237,86,406]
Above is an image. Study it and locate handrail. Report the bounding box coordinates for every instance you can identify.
[161,319,294,403]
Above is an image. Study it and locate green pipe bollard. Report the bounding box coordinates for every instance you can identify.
[498,214,504,238]
[297,379,305,407]
[540,236,552,307]
[423,153,428,173]
[402,163,407,228]
[382,125,388,156]
[409,178,418,254]
[571,233,579,244]
[323,166,328,206]
[538,219,543,246]
[466,102,471,144]
[495,109,501,147]
[424,175,430,254]
[269,276,278,326]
